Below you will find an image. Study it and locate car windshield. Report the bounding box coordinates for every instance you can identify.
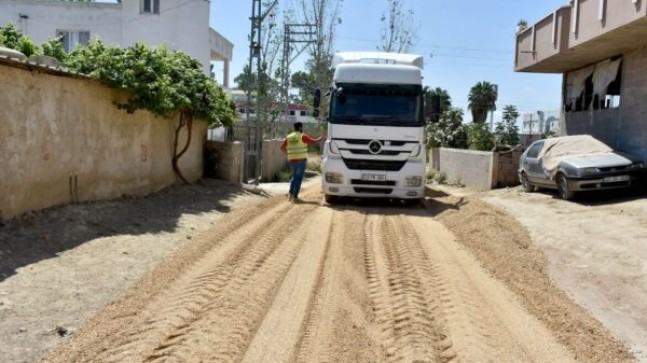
[329,83,424,127]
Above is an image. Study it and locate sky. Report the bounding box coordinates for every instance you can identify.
[210,0,569,121]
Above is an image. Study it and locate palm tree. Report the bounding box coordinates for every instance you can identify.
[468,81,497,123]
[423,87,452,123]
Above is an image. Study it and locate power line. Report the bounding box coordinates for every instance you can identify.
[337,35,513,54]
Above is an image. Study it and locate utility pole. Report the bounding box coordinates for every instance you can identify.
[245,0,278,184]
[280,23,316,137]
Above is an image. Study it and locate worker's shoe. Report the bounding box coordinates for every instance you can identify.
[287,193,293,201]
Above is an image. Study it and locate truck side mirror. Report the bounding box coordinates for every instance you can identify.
[313,89,321,118]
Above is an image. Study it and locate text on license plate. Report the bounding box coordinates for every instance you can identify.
[362,173,386,181]
[603,175,630,183]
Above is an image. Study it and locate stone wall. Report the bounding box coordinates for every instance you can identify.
[0,61,206,220]
[495,149,523,188]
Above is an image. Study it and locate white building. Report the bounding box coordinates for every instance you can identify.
[521,110,561,136]
[0,0,233,86]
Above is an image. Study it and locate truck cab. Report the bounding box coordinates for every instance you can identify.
[321,52,426,203]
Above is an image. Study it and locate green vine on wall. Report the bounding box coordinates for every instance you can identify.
[1,23,237,184]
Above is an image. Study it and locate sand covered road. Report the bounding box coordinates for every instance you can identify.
[37,185,632,363]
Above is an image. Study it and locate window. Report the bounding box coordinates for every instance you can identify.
[300,110,307,116]
[56,30,90,53]
[565,57,622,112]
[289,110,295,116]
[141,0,160,14]
[526,141,543,158]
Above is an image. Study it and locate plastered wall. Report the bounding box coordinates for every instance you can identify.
[0,62,206,220]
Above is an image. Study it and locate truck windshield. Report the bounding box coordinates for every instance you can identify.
[329,83,424,127]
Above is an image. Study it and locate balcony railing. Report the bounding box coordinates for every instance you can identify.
[515,0,647,73]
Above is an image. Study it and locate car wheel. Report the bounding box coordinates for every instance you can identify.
[556,173,574,200]
[520,172,536,193]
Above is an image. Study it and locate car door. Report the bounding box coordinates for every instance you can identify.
[522,141,550,185]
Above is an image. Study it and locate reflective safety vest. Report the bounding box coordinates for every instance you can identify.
[286,131,308,161]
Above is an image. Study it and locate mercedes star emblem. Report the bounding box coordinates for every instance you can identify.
[368,140,382,155]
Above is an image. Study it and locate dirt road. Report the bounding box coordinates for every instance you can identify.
[40,185,633,363]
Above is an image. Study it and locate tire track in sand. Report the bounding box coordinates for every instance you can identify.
[405,213,577,363]
[367,211,455,363]
[44,197,322,363]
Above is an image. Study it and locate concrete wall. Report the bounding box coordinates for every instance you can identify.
[261,140,287,182]
[436,148,496,191]
[0,0,122,47]
[570,0,646,48]
[205,140,294,184]
[0,61,206,220]
[429,148,521,190]
[564,46,647,161]
[616,46,647,160]
[120,0,211,75]
[205,141,244,183]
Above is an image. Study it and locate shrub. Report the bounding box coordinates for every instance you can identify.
[467,122,495,151]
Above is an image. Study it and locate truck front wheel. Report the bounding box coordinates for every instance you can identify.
[324,194,337,204]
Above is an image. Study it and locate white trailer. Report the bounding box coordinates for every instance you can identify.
[321,52,426,204]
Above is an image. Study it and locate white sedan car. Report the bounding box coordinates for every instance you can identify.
[519,135,645,200]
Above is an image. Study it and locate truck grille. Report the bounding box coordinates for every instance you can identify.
[342,159,406,171]
[353,187,393,194]
[343,139,407,146]
[350,179,396,186]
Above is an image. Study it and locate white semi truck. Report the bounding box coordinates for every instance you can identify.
[320,51,427,204]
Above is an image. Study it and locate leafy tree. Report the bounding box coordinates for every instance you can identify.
[423,86,451,123]
[0,23,40,57]
[426,107,467,149]
[467,122,495,151]
[16,36,39,57]
[468,81,497,123]
[234,65,257,94]
[290,70,316,104]
[495,104,520,146]
[379,0,418,53]
[0,23,22,49]
[66,40,236,183]
[41,37,68,62]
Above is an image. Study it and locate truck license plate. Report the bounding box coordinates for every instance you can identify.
[362,173,386,181]
[603,175,630,183]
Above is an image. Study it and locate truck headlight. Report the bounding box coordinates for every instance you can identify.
[410,144,421,157]
[329,141,340,154]
[325,172,343,184]
[404,176,422,187]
